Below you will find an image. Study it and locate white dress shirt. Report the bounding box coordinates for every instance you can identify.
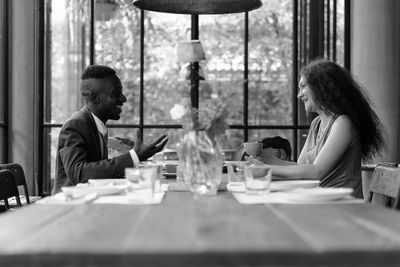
[91,112,139,166]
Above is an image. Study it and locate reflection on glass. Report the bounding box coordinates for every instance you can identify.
[143,12,190,124]
[95,0,141,125]
[47,0,90,124]
[248,0,293,126]
[42,127,61,194]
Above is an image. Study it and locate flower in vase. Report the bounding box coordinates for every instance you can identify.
[170,103,187,120]
[170,95,230,141]
[169,93,237,195]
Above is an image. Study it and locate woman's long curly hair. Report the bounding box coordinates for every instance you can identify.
[301,58,385,161]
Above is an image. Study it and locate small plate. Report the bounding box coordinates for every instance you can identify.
[271,180,319,192]
[227,180,320,193]
[62,185,125,197]
[88,179,128,186]
[281,187,354,203]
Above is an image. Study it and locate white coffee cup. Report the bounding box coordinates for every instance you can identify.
[243,142,263,157]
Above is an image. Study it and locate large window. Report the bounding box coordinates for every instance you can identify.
[43,0,91,191]
[43,0,346,194]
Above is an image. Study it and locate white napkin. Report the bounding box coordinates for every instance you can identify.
[37,192,99,205]
[94,184,169,205]
[232,192,364,205]
[93,191,165,205]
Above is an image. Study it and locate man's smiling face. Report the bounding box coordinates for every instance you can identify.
[96,75,127,122]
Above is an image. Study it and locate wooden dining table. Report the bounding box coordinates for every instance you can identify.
[1,189,400,266]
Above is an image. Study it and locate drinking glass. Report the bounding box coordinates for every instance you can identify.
[125,167,140,184]
[244,164,272,195]
[138,165,159,201]
[226,161,249,185]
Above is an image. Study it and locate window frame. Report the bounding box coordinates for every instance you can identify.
[0,0,9,163]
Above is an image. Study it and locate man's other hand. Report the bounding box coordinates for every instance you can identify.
[133,130,168,161]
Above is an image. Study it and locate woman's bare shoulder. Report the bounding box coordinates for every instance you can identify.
[334,114,353,127]
[331,115,354,141]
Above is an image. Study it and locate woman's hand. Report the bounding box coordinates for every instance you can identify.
[244,156,265,165]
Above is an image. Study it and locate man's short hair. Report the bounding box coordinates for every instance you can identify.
[80,65,116,98]
[81,65,116,80]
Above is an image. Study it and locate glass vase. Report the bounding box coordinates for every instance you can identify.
[180,130,223,195]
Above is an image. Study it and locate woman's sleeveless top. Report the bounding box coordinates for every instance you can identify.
[304,115,363,198]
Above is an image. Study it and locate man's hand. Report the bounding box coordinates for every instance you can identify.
[133,130,168,161]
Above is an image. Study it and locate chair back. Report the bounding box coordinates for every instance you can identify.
[0,163,30,204]
[0,169,22,211]
[368,165,400,210]
[234,136,292,161]
[259,136,292,161]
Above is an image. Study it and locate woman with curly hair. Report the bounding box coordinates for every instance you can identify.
[261,58,385,198]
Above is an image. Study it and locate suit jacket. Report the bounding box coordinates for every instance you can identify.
[52,106,133,194]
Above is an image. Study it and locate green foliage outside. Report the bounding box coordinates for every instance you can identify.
[93,0,293,150]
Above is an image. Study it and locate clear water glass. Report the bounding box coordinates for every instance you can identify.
[244,164,272,195]
[226,161,249,185]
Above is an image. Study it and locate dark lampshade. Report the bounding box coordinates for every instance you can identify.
[132,0,262,14]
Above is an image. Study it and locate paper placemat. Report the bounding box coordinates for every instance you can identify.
[168,181,228,192]
[36,193,99,205]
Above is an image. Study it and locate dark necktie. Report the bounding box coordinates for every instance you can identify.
[103,133,108,159]
[100,132,108,159]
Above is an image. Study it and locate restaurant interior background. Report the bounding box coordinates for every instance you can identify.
[0,0,398,197]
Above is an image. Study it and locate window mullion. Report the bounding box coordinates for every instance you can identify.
[244,11,249,142]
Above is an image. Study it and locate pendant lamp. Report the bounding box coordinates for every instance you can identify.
[132,0,262,14]
[176,40,206,63]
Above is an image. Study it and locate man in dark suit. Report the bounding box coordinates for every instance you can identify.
[52,65,168,194]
